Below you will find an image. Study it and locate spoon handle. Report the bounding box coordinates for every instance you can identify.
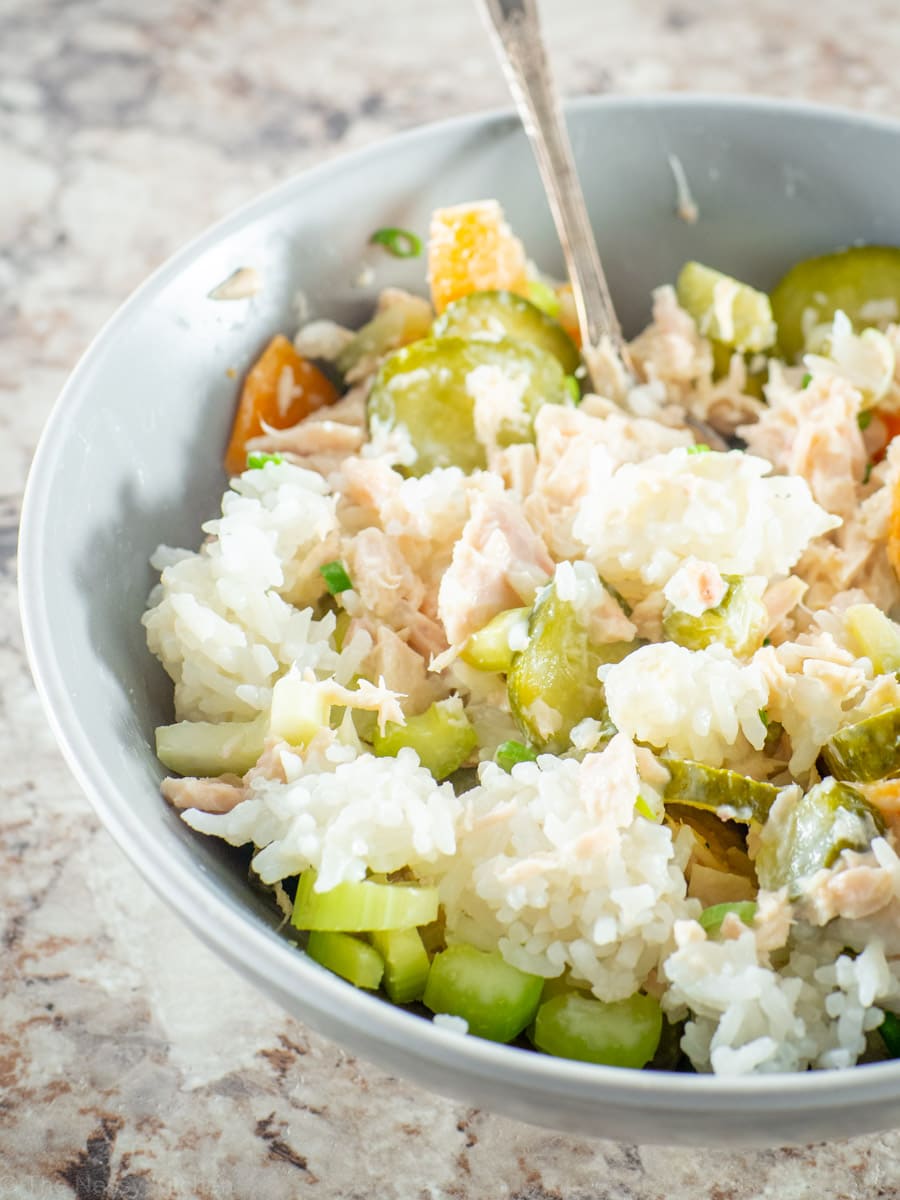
[477,0,628,369]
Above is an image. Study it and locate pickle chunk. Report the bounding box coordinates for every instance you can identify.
[755,778,884,897]
[770,245,900,361]
[844,604,900,675]
[372,697,478,780]
[663,759,778,823]
[433,290,581,373]
[507,581,637,754]
[367,335,569,476]
[663,575,767,658]
[676,261,776,354]
[823,705,900,783]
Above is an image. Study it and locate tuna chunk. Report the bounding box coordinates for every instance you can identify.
[162,774,246,813]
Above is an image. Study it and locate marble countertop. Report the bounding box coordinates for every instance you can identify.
[6,0,900,1194]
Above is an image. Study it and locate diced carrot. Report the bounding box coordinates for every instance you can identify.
[427,200,529,315]
[878,409,900,451]
[224,335,339,475]
[556,283,582,348]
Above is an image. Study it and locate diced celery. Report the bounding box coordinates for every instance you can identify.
[306,930,384,990]
[529,992,663,1068]
[155,715,267,777]
[459,607,530,674]
[423,945,543,1043]
[372,698,477,780]
[369,927,430,1003]
[845,604,900,675]
[676,261,776,354]
[662,575,767,658]
[663,759,778,823]
[823,706,900,783]
[698,901,757,936]
[269,675,331,747]
[291,869,439,932]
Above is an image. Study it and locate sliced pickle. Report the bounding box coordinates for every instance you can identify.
[755,778,885,896]
[367,335,569,476]
[676,261,776,354]
[432,289,581,373]
[506,581,638,754]
[662,575,767,658]
[662,759,777,823]
[710,339,767,399]
[844,604,900,675]
[372,697,478,780]
[822,705,900,783]
[459,606,530,674]
[770,245,900,361]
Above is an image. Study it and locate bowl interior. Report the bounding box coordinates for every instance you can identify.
[20,95,900,1143]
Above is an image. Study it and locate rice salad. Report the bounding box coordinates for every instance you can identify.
[144,202,900,1076]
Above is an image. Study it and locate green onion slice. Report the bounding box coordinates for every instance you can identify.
[686,443,711,455]
[369,227,422,259]
[495,740,538,772]
[246,451,283,469]
[319,560,353,595]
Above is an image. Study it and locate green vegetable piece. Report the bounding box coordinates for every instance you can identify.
[539,972,589,1002]
[367,335,570,476]
[698,901,758,937]
[844,604,900,675]
[246,451,283,469]
[709,339,767,398]
[372,697,478,780]
[269,674,331,747]
[823,706,900,783]
[507,580,637,754]
[432,289,581,373]
[369,927,431,1004]
[676,261,776,354]
[529,992,663,1069]
[459,606,530,673]
[686,443,711,455]
[319,560,353,595]
[423,944,543,1042]
[495,740,539,772]
[306,930,384,990]
[801,371,813,388]
[755,778,885,897]
[662,759,778,823]
[155,715,267,777]
[662,575,767,658]
[335,292,433,376]
[770,245,900,361]
[526,278,561,318]
[879,1011,900,1058]
[369,227,422,258]
[292,869,439,932]
[859,409,874,430]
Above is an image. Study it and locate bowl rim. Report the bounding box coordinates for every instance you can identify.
[19,90,900,1111]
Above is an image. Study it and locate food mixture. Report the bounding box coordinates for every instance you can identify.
[144,201,900,1075]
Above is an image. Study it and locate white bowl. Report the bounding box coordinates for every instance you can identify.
[20,95,900,1145]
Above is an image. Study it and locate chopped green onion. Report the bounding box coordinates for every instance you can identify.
[319,560,353,595]
[292,869,439,932]
[369,227,422,259]
[801,372,812,388]
[564,374,581,403]
[880,1011,900,1057]
[495,740,538,772]
[864,461,874,485]
[306,930,384,989]
[763,637,772,647]
[698,901,757,936]
[858,409,874,430]
[758,708,770,727]
[246,451,283,469]
[686,443,710,454]
[526,279,561,317]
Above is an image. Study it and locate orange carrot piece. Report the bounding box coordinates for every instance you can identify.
[224,335,339,475]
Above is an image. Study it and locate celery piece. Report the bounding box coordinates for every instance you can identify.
[662,575,767,658]
[269,675,330,747]
[823,706,900,783]
[845,604,900,675]
[459,606,531,673]
[663,759,777,823]
[698,901,758,937]
[495,740,538,773]
[291,870,439,933]
[155,715,267,777]
[880,1011,900,1057]
[676,262,776,354]
[540,973,588,1003]
[369,927,430,1004]
[529,991,663,1069]
[423,945,543,1043]
[372,698,477,780]
[306,930,384,990]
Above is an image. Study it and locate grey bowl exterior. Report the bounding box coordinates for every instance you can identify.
[19,95,900,1145]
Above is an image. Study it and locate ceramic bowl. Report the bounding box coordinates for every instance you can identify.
[20,95,900,1145]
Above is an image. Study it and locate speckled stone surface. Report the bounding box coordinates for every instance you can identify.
[7,0,900,1194]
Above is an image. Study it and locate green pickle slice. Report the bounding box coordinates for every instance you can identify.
[372,697,478,780]
[662,759,778,823]
[459,606,530,673]
[755,778,885,897]
[823,705,900,783]
[506,581,637,754]
[770,245,900,361]
[366,335,570,476]
[676,261,776,354]
[662,575,767,657]
[844,605,900,676]
[432,289,581,373]
[529,992,663,1069]
[423,944,543,1043]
